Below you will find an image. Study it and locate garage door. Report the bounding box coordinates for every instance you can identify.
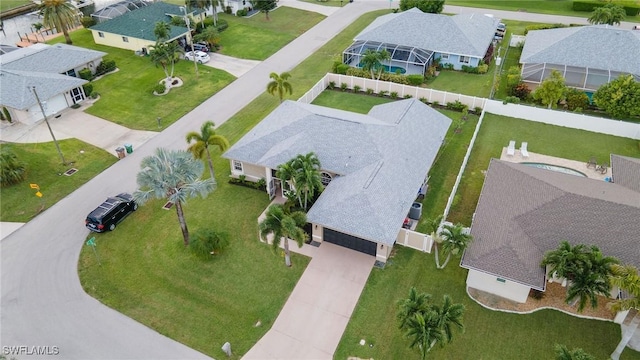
[323,228,376,256]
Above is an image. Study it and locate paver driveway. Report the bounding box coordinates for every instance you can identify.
[243,242,375,359]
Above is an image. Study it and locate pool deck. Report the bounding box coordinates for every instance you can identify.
[500,148,609,181]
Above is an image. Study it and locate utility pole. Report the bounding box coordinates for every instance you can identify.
[180,6,199,78]
[31,86,67,165]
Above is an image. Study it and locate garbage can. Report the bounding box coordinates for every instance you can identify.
[116,147,126,159]
[124,143,133,154]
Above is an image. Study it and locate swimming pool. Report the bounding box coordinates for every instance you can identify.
[357,64,406,74]
[521,162,587,177]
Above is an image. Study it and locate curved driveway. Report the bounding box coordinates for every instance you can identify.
[1,2,629,359]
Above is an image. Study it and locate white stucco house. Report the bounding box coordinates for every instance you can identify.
[223,99,451,262]
[0,43,106,124]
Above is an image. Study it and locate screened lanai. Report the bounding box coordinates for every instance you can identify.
[521,62,640,91]
[91,0,150,23]
[343,40,433,76]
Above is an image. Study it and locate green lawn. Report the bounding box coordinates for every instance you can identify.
[299,0,346,7]
[448,113,640,225]
[217,8,326,60]
[311,90,393,113]
[0,140,117,223]
[0,0,32,12]
[50,30,236,131]
[429,69,493,98]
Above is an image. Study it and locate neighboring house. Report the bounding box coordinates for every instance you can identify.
[89,2,204,53]
[223,99,451,262]
[520,25,640,91]
[460,155,640,303]
[342,8,499,75]
[0,43,105,124]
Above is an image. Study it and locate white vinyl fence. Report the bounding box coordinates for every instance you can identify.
[396,228,433,253]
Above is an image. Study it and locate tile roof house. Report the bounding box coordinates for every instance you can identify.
[0,43,105,124]
[89,2,203,52]
[520,25,640,91]
[342,8,499,75]
[223,99,451,261]
[460,157,640,303]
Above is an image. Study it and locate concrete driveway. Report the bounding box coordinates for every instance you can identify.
[242,243,375,359]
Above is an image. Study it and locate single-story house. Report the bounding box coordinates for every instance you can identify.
[520,25,640,91]
[89,2,204,53]
[0,43,106,124]
[342,8,499,75]
[223,99,451,262]
[460,155,640,303]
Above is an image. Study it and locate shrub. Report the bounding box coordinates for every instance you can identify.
[236,8,248,16]
[225,6,232,14]
[238,174,246,183]
[335,63,350,75]
[366,88,374,95]
[80,16,96,28]
[91,92,99,99]
[419,97,428,104]
[78,68,93,81]
[461,65,479,74]
[573,0,639,15]
[442,63,454,70]
[446,100,467,112]
[96,59,116,76]
[513,83,531,100]
[257,178,267,189]
[327,81,336,90]
[353,85,361,93]
[504,96,521,104]
[340,82,348,92]
[477,63,489,74]
[378,90,389,97]
[404,94,413,99]
[190,228,230,259]
[530,289,546,300]
[216,19,229,32]
[70,103,81,109]
[473,106,483,114]
[506,66,523,95]
[406,74,424,86]
[82,83,94,97]
[565,88,590,111]
[0,146,26,187]
[432,101,439,107]
[390,91,398,99]
[153,83,166,94]
[524,23,567,35]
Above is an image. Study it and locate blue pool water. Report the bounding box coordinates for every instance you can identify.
[521,162,587,177]
[358,64,406,74]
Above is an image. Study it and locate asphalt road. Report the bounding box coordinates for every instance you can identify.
[1,2,633,359]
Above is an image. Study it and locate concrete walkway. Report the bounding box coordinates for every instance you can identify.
[202,53,262,78]
[279,0,341,16]
[243,243,375,360]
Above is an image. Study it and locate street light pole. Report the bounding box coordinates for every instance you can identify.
[30,86,67,166]
[180,6,199,78]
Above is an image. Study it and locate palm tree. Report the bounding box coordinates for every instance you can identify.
[153,21,171,42]
[276,160,298,202]
[40,0,78,45]
[609,265,640,360]
[186,121,230,180]
[554,344,595,360]
[565,248,617,312]
[194,26,220,49]
[397,287,432,331]
[435,223,473,269]
[541,240,590,281]
[293,153,322,211]
[149,41,184,84]
[360,49,391,80]
[258,204,308,267]
[405,311,443,360]
[588,3,625,26]
[189,0,219,25]
[267,72,293,103]
[431,295,465,346]
[133,148,216,246]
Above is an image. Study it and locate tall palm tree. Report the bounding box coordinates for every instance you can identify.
[293,153,322,211]
[541,240,590,281]
[276,160,298,202]
[588,3,625,26]
[188,0,218,25]
[397,287,432,331]
[435,223,473,269]
[565,248,617,312]
[133,148,215,246]
[41,0,78,45]
[360,49,391,80]
[149,41,184,83]
[431,295,465,346]
[258,204,308,267]
[186,121,229,180]
[609,264,640,360]
[405,311,443,360]
[554,344,595,360]
[267,72,293,103]
[153,21,171,42]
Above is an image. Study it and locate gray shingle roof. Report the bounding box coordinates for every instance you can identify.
[520,25,640,75]
[90,2,191,41]
[354,8,499,57]
[1,43,106,74]
[611,154,640,193]
[0,69,87,110]
[461,159,640,290]
[223,99,451,245]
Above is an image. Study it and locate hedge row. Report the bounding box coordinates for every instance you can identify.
[572,0,640,16]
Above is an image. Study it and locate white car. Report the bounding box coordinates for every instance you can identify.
[184,51,211,64]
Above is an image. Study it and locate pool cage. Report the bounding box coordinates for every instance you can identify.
[521,62,640,91]
[342,40,433,76]
[91,0,151,23]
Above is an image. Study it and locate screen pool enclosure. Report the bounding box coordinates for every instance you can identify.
[343,40,433,76]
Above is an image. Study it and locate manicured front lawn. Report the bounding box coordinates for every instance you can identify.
[335,246,640,360]
[448,113,640,225]
[50,30,236,131]
[0,140,117,223]
[0,0,32,12]
[217,8,326,60]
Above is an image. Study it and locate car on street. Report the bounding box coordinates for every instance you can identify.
[85,193,137,232]
[184,50,211,64]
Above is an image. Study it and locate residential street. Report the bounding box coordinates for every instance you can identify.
[1,1,637,359]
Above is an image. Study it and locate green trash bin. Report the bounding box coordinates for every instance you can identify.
[124,143,133,154]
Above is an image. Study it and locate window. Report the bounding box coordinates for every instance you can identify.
[64,69,77,77]
[70,87,85,103]
[440,53,449,60]
[233,160,243,172]
[496,278,506,283]
[98,32,104,38]
[320,172,332,186]
[459,56,470,64]
[122,36,129,43]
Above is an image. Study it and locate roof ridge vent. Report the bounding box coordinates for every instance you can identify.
[394,100,414,124]
[364,160,384,189]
